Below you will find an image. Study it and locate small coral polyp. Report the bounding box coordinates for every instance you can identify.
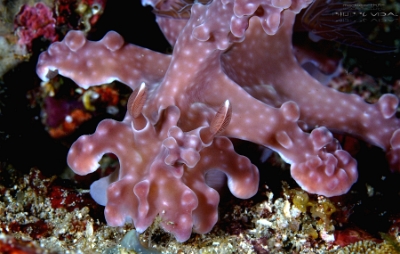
[37,0,400,241]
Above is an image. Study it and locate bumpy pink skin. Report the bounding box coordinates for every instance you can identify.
[37,0,400,241]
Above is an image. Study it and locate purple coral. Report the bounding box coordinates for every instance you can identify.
[36,0,400,242]
[14,3,58,50]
